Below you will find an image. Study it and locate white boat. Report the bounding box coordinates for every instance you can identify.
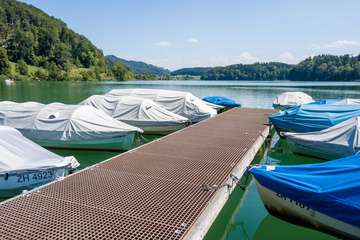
[203,101,224,112]
[0,101,143,150]
[284,117,360,160]
[273,92,313,110]
[81,95,190,135]
[0,126,79,197]
[106,88,217,122]
[4,79,14,86]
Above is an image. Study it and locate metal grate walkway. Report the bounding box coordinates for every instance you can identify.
[0,108,273,240]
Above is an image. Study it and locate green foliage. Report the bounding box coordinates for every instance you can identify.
[0,47,10,75]
[0,0,105,73]
[201,62,291,80]
[6,29,35,64]
[47,62,64,81]
[79,69,97,81]
[179,55,360,81]
[172,67,212,76]
[289,54,360,81]
[16,59,28,75]
[32,68,48,80]
[111,62,134,80]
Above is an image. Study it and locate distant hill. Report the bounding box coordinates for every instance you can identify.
[171,67,212,76]
[106,55,170,76]
[201,62,292,80]
[289,54,360,81]
[171,55,360,81]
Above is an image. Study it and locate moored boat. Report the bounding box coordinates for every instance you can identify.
[202,96,241,109]
[0,126,79,197]
[273,92,313,110]
[270,104,360,133]
[106,88,217,122]
[4,79,15,86]
[0,101,143,150]
[81,95,190,135]
[202,101,224,112]
[310,98,360,106]
[326,98,360,105]
[283,117,360,160]
[249,156,360,239]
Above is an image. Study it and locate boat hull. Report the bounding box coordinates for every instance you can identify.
[0,168,65,198]
[272,104,297,111]
[254,180,360,239]
[121,120,189,135]
[33,133,138,151]
[287,138,345,160]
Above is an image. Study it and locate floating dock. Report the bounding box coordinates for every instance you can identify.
[0,108,273,239]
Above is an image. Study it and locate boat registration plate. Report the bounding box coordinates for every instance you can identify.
[17,170,56,183]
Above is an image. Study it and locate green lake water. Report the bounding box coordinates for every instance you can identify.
[1,80,359,239]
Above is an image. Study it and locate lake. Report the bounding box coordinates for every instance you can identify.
[1,80,358,239]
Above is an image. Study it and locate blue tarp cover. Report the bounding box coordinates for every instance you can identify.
[202,96,241,108]
[250,155,360,227]
[270,104,360,132]
[308,99,339,105]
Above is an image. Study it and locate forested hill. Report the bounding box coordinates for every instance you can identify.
[172,54,360,81]
[289,54,360,81]
[201,62,291,80]
[0,0,106,73]
[0,0,137,81]
[106,55,170,76]
[171,67,212,76]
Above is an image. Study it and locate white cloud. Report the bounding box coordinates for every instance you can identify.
[234,52,259,64]
[187,37,199,43]
[277,51,298,64]
[312,40,360,50]
[155,41,171,47]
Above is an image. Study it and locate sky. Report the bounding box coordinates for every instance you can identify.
[21,0,360,70]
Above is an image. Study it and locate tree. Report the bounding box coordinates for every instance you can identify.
[52,43,71,68]
[16,59,29,75]
[79,69,96,81]
[0,47,10,75]
[6,30,35,64]
[47,62,62,81]
[111,62,133,80]
[36,27,57,57]
[0,0,107,74]
[32,69,48,81]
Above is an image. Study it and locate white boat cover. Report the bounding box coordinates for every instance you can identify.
[203,101,224,111]
[284,117,360,159]
[81,95,190,124]
[0,101,143,142]
[0,126,79,174]
[273,92,313,108]
[106,88,217,122]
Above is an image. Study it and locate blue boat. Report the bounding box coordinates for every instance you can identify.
[269,104,360,133]
[202,96,241,108]
[309,98,360,106]
[249,155,360,239]
[308,99,339,105]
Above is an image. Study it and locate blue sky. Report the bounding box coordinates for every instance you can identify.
[22,0,360,70]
